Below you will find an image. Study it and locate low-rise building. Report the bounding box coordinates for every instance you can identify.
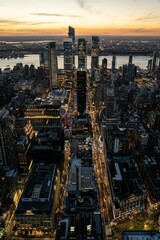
[15,163,59,237]
[108,155,146,219]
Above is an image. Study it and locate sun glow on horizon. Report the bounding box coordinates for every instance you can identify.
[0,0,160,36]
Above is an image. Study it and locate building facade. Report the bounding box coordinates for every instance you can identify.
[48,42,58,89]
[78,38,87,69]
[77,69,87,116]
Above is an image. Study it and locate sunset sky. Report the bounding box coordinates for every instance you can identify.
[0,0,160,36]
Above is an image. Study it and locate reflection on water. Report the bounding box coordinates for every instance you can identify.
[0,54,150,70]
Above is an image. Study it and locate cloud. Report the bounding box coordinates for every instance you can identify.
[76,0,102,14]
[0,19,26,25]
[77,0,87,9]
[29,22,55,25]
[135,12,160,22]
[0,18,56,27]
[31,12,83,18]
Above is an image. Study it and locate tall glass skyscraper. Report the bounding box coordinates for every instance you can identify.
[63,38,73,74]
[0,108,16,167]
[77,68,87,116]
[68,26,75,65]
[48,42,58,89]
[112,53,116,74]
[91,36,99,70]
[78,38,87,69]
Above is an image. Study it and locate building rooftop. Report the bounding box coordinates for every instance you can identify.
[122,231,160,240]
[109,155,145,202]
[16,164,56,213]
[65,191,98,214]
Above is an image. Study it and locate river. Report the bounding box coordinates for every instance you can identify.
[0,54,151,70]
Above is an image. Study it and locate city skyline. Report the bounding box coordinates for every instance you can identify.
[0,0,160,36]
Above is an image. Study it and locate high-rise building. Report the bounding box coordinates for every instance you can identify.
[63,37,73,79]
[102,58,107,70]
[78,38,87,69]
[77,68,87,116]
[68,26,75,65]
[112,53,116,74]
[48,42,58,89]
[91,36,99,70]
[152,52,160,72]
[0,108,16,167]
[40,46,49,70]
[129,55,133,64]
[148,59,152,72]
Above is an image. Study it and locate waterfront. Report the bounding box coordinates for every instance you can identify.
[0,54,150,70]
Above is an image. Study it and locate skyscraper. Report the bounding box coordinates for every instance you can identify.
[129,55,133,65]
[91,36,99,70]
[77,68,87,116]
[68,26,75,65]
[63,37,73,79]
[78,38,87,69]
[48,42,58,89]
[102,58,107,70]
[112,53,116,74]
[40,46,49,70]
[0,108,16,167]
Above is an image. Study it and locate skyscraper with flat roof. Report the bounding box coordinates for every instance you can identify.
[91,36,99,70]
[68,26,75,65]
[77,68,87,116]
[64,37,73,79]
[112,53,116,74]
[48,42,58,89]
[78,38,87,69]
[0,108,16,167]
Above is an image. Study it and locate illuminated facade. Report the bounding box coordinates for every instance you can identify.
[16,124,34,174]
[48,42,58,89]
[24,100,61,128]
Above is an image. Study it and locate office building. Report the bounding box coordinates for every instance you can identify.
[24,99,61,128]
[48,42,58,89]
[16,131,33,174]
[77,69,87,116]
[68,26,75,65]
[108,155,146,219]
[152,52,158,72]
[112,53,116,74]
[0,108,16,167]
[129,55,133,64]
[63,37,73,79]
[102,58,107,70]
[78,38,87,69]
[15,163,59,237]
[148,59,152,72]
[56,212,103,240]
[141,155,160,203]
[31,126,64,166]
[91,36,99,70]
[67,158,95,192]
[40,46,49,78]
